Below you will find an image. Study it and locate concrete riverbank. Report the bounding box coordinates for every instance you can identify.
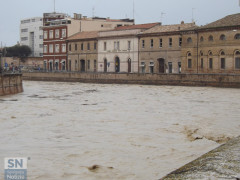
[0,74,23,96]
[161,136,240,179]
[22,72,240,88]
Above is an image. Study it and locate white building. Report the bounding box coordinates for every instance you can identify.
[20,17,43,57]
[98,23,159,73]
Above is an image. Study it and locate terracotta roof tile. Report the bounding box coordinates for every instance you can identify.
[114,23,160,31]
[199,13,240,29]
[141,23,196,34]
[68,31,99,41]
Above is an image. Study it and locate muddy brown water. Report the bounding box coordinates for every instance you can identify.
[0,81,240,180]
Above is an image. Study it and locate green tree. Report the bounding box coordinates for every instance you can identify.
[5,45,32,62]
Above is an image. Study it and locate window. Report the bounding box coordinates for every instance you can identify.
[235,57,240,69]
[94,60,97,72]
[187,37,192,43]
[235,51,240,69]
[21,37,28,41]
[49,44,53,53]
[62,44,66,52]
[169,38,172,47]
[149,62,154,73]
[142,40,145,48]
[201,58,204,69]
[209,58,213,69]
[55,29,59,38]
[221,58,225,69]
[81,43,84,51]
[62,29,66,38]
[94,42,97,50]
[69,44,71,51]
[220,34,226,41]
[179,38,182,47]
[234,34,240,40]
[128,41,131,50]
[200,36,204,42]
[104,42,107,51]
[39,44,43,48]
[75,60,78,71]
[87,43,90,50]
[140,62,145,73]
[75,44,77,51]
[208,35,214,41]
[44,31,48,39]
[188,59,192,68]
[39,35,43,39]
[87,60,90,70]
[55,44,59,53]
[21,28,28,33]
[114,41,119,50]
[49,30,53,39]
[187,52,192,68]
[159,38,163,48]
[150,39,153,48]
[44,45,48,53]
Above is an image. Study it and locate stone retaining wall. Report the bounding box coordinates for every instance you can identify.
[0,74,23,96]
[22,72,240,88]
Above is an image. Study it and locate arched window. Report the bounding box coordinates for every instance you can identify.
[234,34,240,40]
[220,34,226,41]
[220,50,225,69]
[187,52,192,68]
[200,36,204,42]
[200,51,204,69]
[208,51,213,69]
[208,35,214,41]
[235,50,240,69]
[187,37,192,43]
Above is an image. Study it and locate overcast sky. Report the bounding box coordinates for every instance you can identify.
[0,0,239,46]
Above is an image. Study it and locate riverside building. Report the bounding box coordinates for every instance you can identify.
[43,12,134,72]
[20,17,43,57]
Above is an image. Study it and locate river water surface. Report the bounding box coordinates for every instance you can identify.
[0,81,240,180]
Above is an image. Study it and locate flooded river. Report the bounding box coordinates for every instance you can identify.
[0,81,240,180]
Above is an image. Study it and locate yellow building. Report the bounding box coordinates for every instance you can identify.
[182,13,240,74]
[138,22,195,74]
[67,31,98,72]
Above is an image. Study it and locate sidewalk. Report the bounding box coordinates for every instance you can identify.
[161,136,240,180]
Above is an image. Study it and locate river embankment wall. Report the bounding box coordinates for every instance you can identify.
[0,74,23,96]
[22,72,240,88]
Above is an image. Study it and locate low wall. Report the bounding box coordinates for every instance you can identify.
[0,74,23,96]
[22,72,240,88]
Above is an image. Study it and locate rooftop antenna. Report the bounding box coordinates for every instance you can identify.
[133,0,135,23]
[161,12,166,24]
[192,8,195,23]
[92,6,95,17]
[54,0,56,13]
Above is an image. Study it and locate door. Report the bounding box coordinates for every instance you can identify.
[115,57,120,73]
[158,58,164,73]
[128,58,131,73]
[168,62,172,73]
[104,59,107,72]
[80,60,85,72]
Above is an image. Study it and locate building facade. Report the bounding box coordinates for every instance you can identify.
[67,31,98,72]
[182,13,240,74]
[98,23,159,73]
[43,13,134,72]
[138,22,196,74]
[20,17,43,57]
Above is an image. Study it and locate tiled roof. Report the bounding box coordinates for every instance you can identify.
[141,23,196,34]
[114,23,160,31]
[198,13,240,29]
[68,31,99,41]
